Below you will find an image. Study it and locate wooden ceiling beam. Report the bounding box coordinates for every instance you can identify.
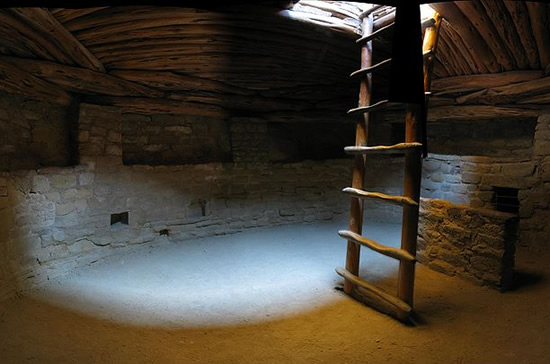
[7,8,105,72]
[0,10,63,62]
[459,75,550,105]
[427,105,541,123]
[49,7,110,24]
[455,1,514,71]
[438,25,470,76]
[110,70,255,96]
[439,20,477,74]
[60,6,173,33]
[434,33,459,77]
[82,96,226,118]
[430,3,496,73]
[432,70,543,95]
[432,58,451,79]
[503,1,540,69]
[480,0,529,70]
[525,2,550,71]
[0,56,162,98]
[0,58,72,105]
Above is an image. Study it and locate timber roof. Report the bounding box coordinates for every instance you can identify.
[0,2,548,118]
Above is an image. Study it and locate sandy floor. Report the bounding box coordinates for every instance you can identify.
[0,221,549,364]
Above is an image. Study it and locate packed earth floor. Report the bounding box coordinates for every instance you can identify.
[0,221,548,363]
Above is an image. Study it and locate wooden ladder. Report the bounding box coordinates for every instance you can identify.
[336,7,441,322]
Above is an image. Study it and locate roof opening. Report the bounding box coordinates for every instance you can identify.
[282,1,395,35]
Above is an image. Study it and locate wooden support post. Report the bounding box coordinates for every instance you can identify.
[421,12,442,156]
[396,10,440,319]
[397,104,422,318]
[344,13,373,294]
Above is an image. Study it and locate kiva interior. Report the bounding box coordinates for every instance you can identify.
[0,1,549,363]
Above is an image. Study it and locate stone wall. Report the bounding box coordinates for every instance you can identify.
[426,118,535,157]
[362,156,405,224]
[367,114,550,252]
[0,100,352,301]
[421,114,550,252]
[122,113,232,165]
[418,198,517,290]
[0,94,71,171]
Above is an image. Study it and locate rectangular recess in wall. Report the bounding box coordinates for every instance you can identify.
[492,187,519,214]
[121,115,232,165]
[111,211,129,227]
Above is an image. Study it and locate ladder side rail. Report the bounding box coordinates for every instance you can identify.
[396,12,442,317]
[344,13,373,294]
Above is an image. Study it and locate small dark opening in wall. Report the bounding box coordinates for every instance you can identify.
[111,211,129,226]
[492,187,519,214]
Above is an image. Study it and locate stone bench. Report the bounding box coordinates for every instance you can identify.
[417,198,518,290]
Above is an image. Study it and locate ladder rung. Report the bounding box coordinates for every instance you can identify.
[338,230,416,262]
[350,58,392,78]
[356,22,395,44]
[335,267,412,314]
[344,142,422,155]
[347,99,393,115]
[342,187,418,207]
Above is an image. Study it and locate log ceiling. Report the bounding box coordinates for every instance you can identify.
[0,1,549,119]
[430,1,550,117]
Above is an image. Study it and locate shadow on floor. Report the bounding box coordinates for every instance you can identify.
[508,270,546,292]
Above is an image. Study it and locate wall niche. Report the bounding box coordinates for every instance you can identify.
[268,122,354,162]
[0,94,73,171]
[122,113,232,165]
[427,118,536,157]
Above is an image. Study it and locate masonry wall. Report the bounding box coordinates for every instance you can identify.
[367,113,550,252]
[0,98,353,301]
[418,198,517,289]
[0,95,72,171]
[121,113,232,165]
[421,114,550,252]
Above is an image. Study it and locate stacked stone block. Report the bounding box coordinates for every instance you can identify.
[122,113,232,165]
[0,101,352,301]
[420,113,550,252]
[418,198,517,289]
[0,95,70,171]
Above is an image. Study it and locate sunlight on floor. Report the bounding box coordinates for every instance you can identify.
[28,221,402,328]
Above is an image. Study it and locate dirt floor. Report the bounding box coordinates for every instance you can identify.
[0,221,549,364]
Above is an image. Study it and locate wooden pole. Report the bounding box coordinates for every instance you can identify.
[396,9,441,318]
[397,105,422,317]
[344,12,373,294]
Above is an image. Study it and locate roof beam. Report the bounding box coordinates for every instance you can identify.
[0,56,162,98]
[480,0,529,70]
[432,71,543,95]
[82,96,226,118]
[454,1,514,71]
[0,58,72,105]
[0,9,64,62]
[503,1,540,69]
[457,75,550,105]
[427,105,541,123]
[7,8,105,72]
[430,2,497,73]
[526,2,550,70]
[49,7,109,24]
